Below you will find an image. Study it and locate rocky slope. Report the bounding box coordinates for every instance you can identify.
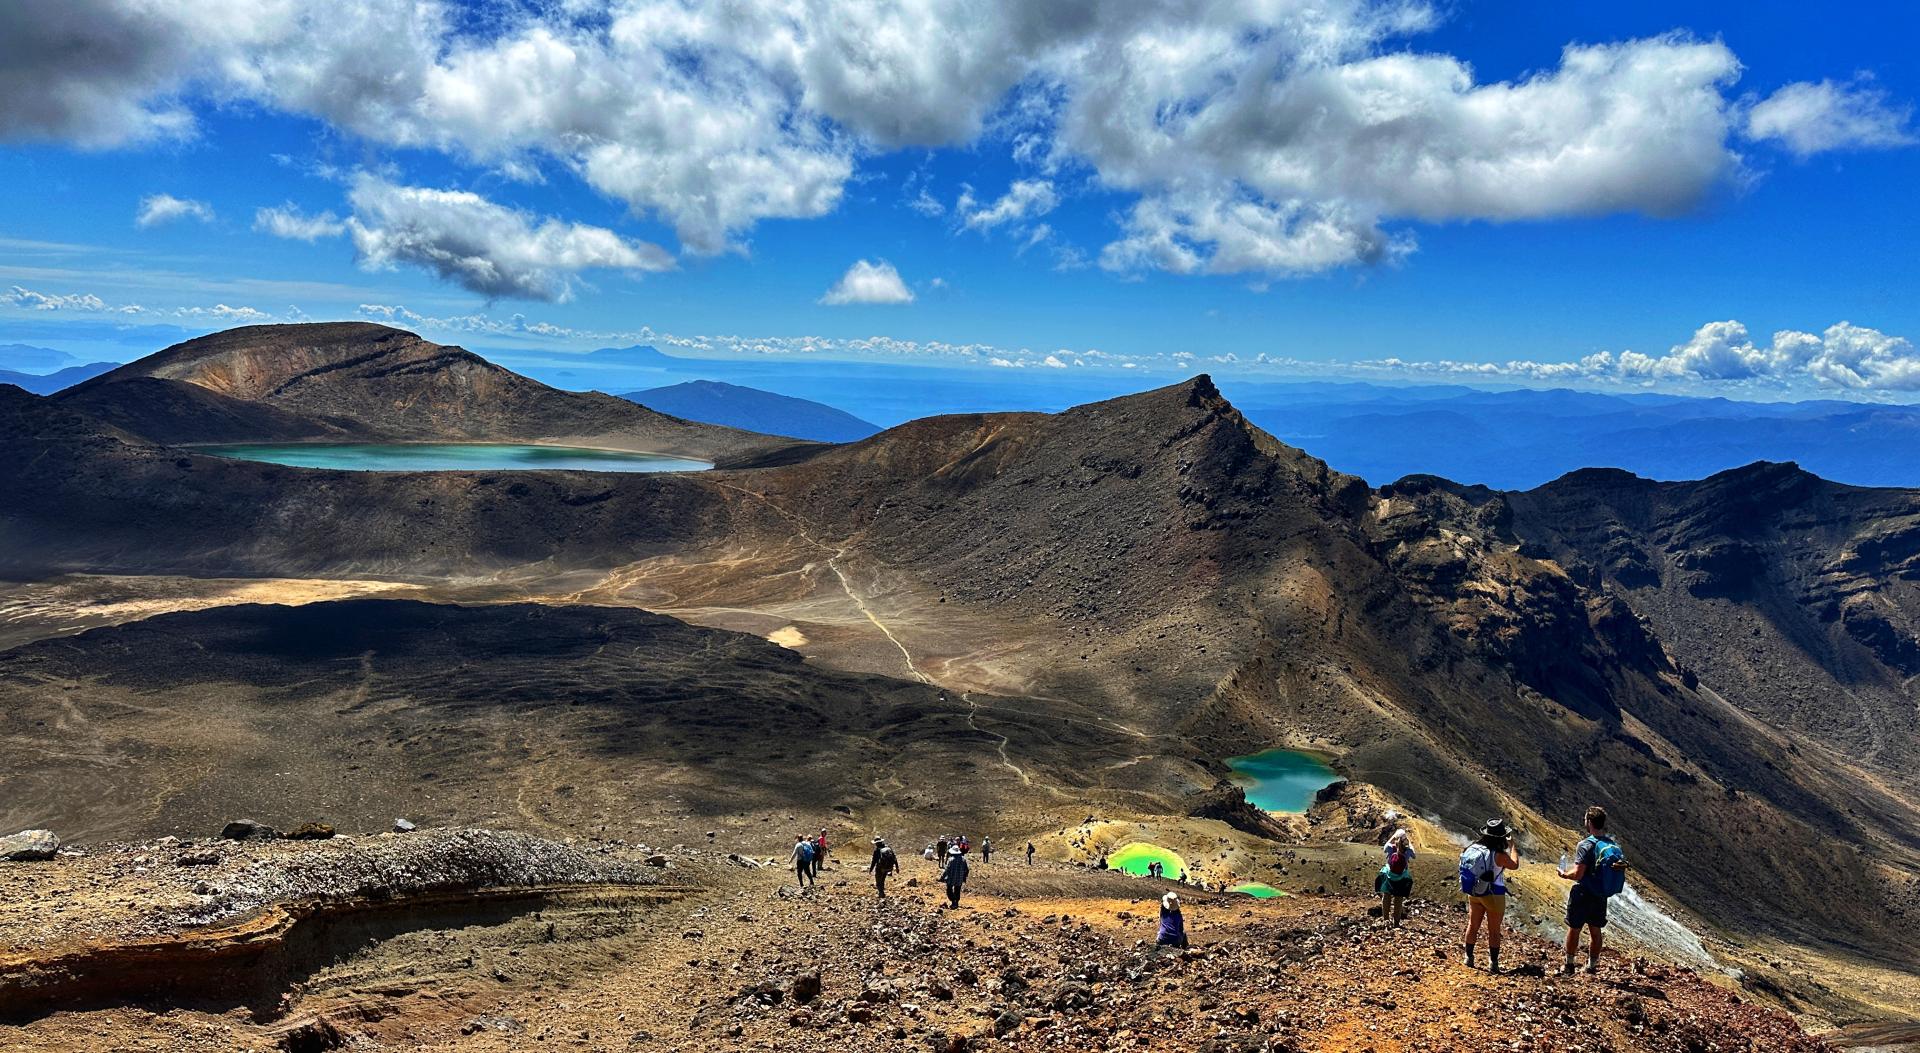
[59,322,776,459]
[0,835,1835,1052]
[2,366,1918,1015]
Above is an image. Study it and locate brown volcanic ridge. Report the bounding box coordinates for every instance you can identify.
[54,321,785,459]
[1,323,1917,1050]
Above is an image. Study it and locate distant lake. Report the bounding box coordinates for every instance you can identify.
[197,443,710,473]
[1225,748,1339,814]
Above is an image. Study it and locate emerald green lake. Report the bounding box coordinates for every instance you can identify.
[1106,842,1185,879]
[1229,882,1288,898]
[1225,749,1339,814]
[198,443,710,473]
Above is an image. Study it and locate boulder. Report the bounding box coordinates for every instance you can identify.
[0,829,58,862]
[393,818,417,833]
[220,819,277,841]
[285,822,336,840]
[789,971,822,1005]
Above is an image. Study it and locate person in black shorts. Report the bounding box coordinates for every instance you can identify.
[1557,805,1621,974]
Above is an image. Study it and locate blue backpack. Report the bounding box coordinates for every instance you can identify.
[1457,843,1501,896]
[797,840,815,862]
[1588,837,1627,897]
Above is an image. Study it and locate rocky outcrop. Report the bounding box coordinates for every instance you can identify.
[0,829,57,862]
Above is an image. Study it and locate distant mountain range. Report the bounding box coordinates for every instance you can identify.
[0,343,77,371]
[0,361,117,394]
[1225,382,1920,489]
[621,379,881,443]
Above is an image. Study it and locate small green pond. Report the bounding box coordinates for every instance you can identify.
[1106,842,1185,879]
[197,442,710,473]
[1229,882,1288,899]
[1224,748,1339,814]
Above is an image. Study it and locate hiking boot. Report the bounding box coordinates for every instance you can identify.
[1561,960,1576,976]
[1585,959,1599,975]
[1488,950,1501,974]
[1463,946,1475,968]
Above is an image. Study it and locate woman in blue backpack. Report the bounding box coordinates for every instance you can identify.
[1558,805,1627,975]
[1459,818,1520,972]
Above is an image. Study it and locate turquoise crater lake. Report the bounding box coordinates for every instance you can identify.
[197,443,711,473]
[1225,749,1340,814]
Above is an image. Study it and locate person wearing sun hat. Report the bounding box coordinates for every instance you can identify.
[1459,817,1521,972]
[938,844,971,909]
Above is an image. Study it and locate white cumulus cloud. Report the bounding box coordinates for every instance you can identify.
[1363,320,1920,392]
[1,1,1912,285]
[135,193,213,228]
[345,175,674,302]
[1744,77,1916,157]
[819,259,915,305]
[254,203,346,241]
[959,179,1059,231]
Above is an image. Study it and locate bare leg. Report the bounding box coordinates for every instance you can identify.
[1588,925,1604,969]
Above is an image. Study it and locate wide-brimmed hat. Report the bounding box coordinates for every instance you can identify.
[1162,892,1180,909]
[1481,817,1513,839]
[949,845,965,855]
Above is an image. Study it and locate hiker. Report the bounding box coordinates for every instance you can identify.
[1558,805,1628,975]
[923,843,937,863]
[939,845,970,909]
[1146,860,1161,880]
[958,834,971,855]
[1459,817,1521,972]
[813,829,829,877]
[790,834,816,888]
[1156,891,1188,948]
[867,837,900,898]
[1377,828,1416,925]
[1026,841,1035,866]
[937,836,950,861]
[981,836,992,864]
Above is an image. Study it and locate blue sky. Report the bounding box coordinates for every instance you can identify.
[2,0,1916,398]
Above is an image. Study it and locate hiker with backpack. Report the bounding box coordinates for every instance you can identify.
[867,836,900,898]
[1026,841,1035,865]
[1377,828,1416,925]
[1458,817,1521,972]
[981,836,992,864]
[1156,891,1188,949]
[813,829,829,878]
[1558,805,1628,975]
[938,845,970,909]
[789,834,816,888]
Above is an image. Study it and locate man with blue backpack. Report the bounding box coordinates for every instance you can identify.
[1557,805,1628,975]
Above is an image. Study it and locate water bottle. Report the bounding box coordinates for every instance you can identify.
[1559,850,1568,874]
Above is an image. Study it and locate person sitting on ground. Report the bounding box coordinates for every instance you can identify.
[790,834,816,888]
[1157,892,1188,949]
[1459,817,1520,972]
[924,842,937,862]
[938,845,971,909]
[1377,827,1416,926]
[1026,841,1035,866]
[1557,804,1629,976]
[867,836,900,898]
